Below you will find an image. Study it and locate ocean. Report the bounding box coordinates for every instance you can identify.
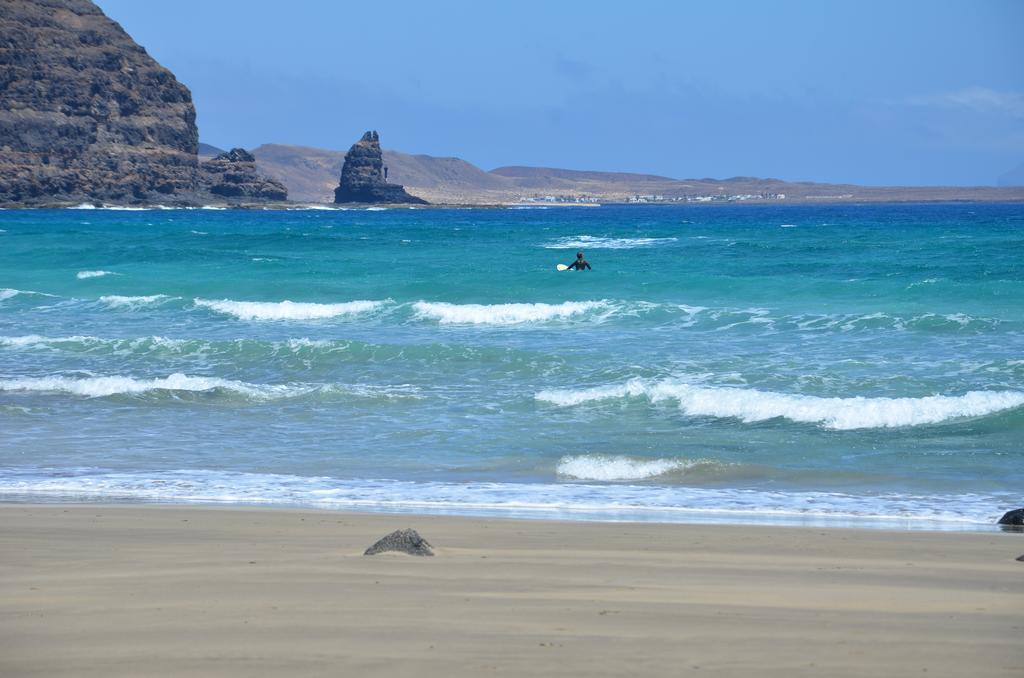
[1,203,1021,530]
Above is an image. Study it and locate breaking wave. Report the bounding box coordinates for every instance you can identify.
[412,300,612,325]
[76,270,119,279]
[557,455,699,481]
[194,298,388,321]
[536,379,1024,430]
[0,373,293,399]
[542,235,678,249]
[99,294,177,309]
[0,373,421,401]
[69,204,152,210]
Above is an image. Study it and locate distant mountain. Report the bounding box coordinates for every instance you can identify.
[250,143,1024,205]
[198,143,226,160]
[251,144,346,203]
[251,144,513,203]
[997,162,1024,187]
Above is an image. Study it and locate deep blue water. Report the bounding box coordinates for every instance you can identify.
[1,203,1022,529]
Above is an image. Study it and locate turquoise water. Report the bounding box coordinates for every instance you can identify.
[1,203,1022,530]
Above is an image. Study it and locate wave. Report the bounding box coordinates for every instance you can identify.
[0,288,58,302]
[542,235,678,249]
[536,378,1024,430]
[557,455,700,481]
[76,270,119,279]
[413,300,612,325]
[672,306,1008,334]
[0,334,559,376]
[0,468,1010,529]
[69,204,152,210]
[99,294,177,310]
[194,298,387,321]
[0,373,293,399]
[0,334,200,354]
[0,373,421,401]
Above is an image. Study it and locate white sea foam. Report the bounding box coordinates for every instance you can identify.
[413,300,611,325]
[76,270,119,279]
[0,469,1007,529]
[99,294,175,309]
[69,203,154,210]
[200,205,226,210]
[557,455,694,481]
[542,235,678,249]
[0,288,57,302]
[780,224,798,228]
[365,206,388,211]
[194,298,387,321]
[536,378,1024,430]
[0,373,296,399]
[0,335,56,348]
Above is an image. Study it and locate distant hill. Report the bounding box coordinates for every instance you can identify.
[997,162,1024,187]
[250,143,1024,205]
[251,144,345,202]
[198,143,226,160]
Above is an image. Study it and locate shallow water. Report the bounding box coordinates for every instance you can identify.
[1,203,1022,530]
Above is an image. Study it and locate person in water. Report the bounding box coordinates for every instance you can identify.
[567,251,592,270]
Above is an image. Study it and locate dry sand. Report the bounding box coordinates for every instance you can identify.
[1,504,1021,677]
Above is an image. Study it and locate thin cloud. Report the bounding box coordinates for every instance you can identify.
[907,87,1024,118]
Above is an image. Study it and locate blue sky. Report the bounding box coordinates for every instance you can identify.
[97,0,1023,186]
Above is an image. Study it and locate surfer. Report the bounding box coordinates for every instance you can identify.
[566,251,592,271]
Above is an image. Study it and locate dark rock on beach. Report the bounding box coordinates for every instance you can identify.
[364,529,434,556]
[997,508,1024,527]
[333,131,428,204]
[200,148,288,202]
[0,0,200,206]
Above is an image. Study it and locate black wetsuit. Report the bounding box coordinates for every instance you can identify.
[567,259,591,270]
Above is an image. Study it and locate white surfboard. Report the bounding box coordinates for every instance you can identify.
[556,264,569,271]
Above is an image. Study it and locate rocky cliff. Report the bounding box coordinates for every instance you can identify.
[333,131,427,204]
[0,0,201,205]
[200,148,287,202]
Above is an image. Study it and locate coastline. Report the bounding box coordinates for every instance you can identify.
[2,503,1021,677]
[3,191,1024,210]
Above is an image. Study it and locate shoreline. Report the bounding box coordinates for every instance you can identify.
[3,195,1024,210]
[0,495,1011,534]
[2,503,1021,677]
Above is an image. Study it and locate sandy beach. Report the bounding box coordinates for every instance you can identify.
[0,504,1021,677]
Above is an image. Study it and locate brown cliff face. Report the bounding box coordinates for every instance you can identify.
[0,0,199,205]
[333,131,427,204]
